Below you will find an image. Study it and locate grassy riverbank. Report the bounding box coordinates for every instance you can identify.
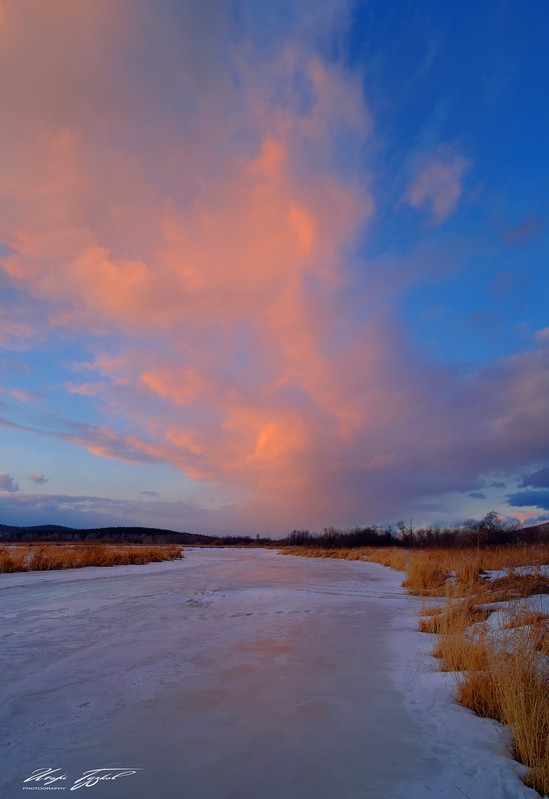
[285,544,549,796]
[0,542,183,572]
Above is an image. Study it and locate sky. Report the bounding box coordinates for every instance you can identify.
[0,0,548,537]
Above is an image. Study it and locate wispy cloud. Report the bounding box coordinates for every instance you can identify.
[0,386,45,403]
[501,216,545,247]
[403,145,471,224]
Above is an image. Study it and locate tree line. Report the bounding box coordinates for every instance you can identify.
[0,514,547,548]
[283,513,548,549]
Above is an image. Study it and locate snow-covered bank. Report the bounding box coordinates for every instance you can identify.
[1,548,537,798]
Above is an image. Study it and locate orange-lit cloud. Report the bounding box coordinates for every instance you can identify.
[0,0,373,510]
[1,2,548,534]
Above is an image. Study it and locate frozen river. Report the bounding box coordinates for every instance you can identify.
[0,548,534,798]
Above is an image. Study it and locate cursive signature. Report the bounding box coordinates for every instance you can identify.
[24,768,67,785]
[70,769,141,791]
[23,767,141,790]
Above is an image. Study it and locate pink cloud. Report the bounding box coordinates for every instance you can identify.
[26,473,48,484]
[1,323,549,532]
[0,303,39,349]
[0,3,546,534]
[29,327,549,529]
[0,386,43,402]
[0,2,374,503]
[403,145,471,224]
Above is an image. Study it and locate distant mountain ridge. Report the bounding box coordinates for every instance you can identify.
[0,520,547,547]
[0,523,73,532]
[0,523,216,544]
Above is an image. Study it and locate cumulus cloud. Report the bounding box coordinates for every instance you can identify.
[0,2,546,533]
[2,328,549,532]
[0,472,19,492]
[26,473,48,484]
[403,145,471,224]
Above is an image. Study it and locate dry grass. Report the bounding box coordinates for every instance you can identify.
[282,545,410,571]
[485,571,549,602]
[0,542,182,572]
[285,540,549,791]
[284,544,549,593]
[401,545,549,598]
[286,540,549,792]
[457,670,500,719]
[419,599,492,635]
[455,618,549,796]
[0,545,28,572]
[412,548,549,796]
[402,550,453,595]
[421,596,493,673]
[282,546,369,561]
[402,548,491,596]
[479,545,549,571]
[363,548,409,571]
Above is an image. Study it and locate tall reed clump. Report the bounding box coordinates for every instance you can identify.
[455,614,549,796]
[428,601,492,673]
[0,543,183,572]
[0,545,29,572]
[402,550,454,595]
[413,548,549,797]
[363,548,409,571]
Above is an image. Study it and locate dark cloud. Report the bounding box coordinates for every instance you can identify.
[506,489,549,511]
[520,465,549,489]
[0,473,19,492]
[140,490,159,498]
[468,491,486,499]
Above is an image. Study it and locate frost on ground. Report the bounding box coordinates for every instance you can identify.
[0,548,538,799]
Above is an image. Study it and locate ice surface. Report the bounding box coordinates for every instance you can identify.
[0,548,538,798]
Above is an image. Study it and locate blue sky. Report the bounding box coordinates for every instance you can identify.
[0,0,548,535]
